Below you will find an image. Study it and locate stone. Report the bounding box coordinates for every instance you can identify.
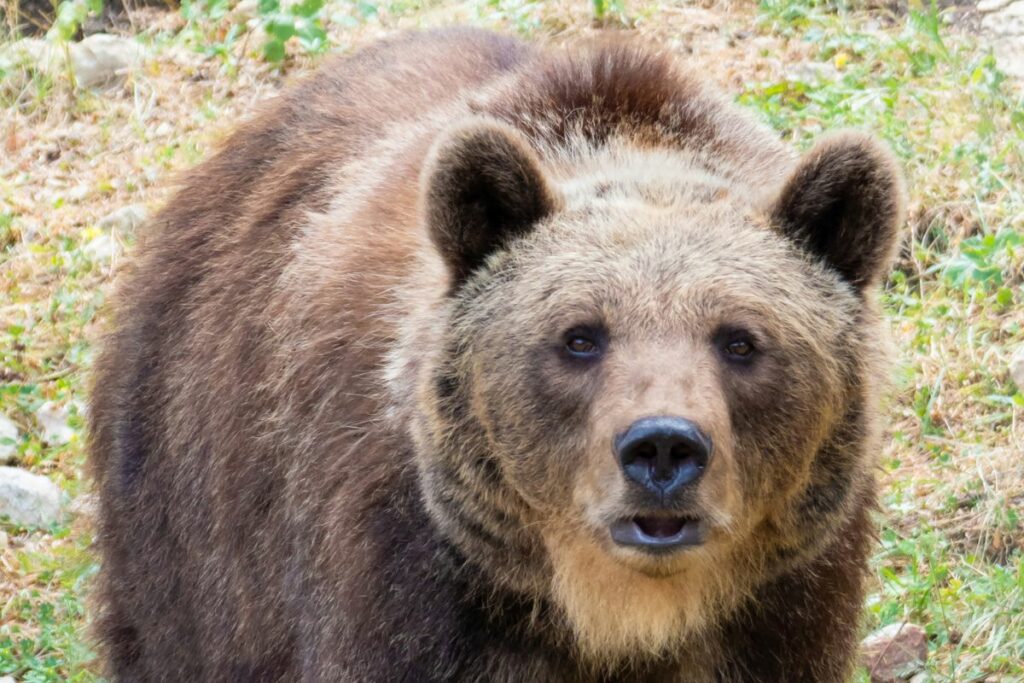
[84,233,120,262]
[1010,346,1024,391]
[35,401,76,446]
[977,0,1015,12]
[981,2,1024,78]
[0,466,62,528]
[1,37,48,66]
[861,622,928,683]
[0,414,19,464]
[69,33,143,88]
[98,204,147,237]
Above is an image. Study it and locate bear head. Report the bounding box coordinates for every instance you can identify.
[405,118,905,665]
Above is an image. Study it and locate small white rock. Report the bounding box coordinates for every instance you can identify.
[67,183,90,202]
[35,401,76,446]
[69,33,144,88]
[981,2,1024,36]
[977,0,1015,12]
[84,233,120,262]
[0,674,16,683]
[1010,347,1024,391]
[0,37,50,67]
[98,204,148,237]
[0,414,19,464]
[0,467,63,528]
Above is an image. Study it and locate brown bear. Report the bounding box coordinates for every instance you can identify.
[89,27,905,682]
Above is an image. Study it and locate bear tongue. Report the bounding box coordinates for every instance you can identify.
[635,516,687,539]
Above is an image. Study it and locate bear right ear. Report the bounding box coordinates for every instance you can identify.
[769,132,906,291]
[423,119,558,288]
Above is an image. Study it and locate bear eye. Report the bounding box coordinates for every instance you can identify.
[726,339,754,357]
[717,329,758,364]
[563,326,605,361]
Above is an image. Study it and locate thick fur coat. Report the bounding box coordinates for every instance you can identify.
[90,28,905,682]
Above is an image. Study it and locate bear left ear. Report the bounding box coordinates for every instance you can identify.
[769,132,906,291]
[423,119,559,288]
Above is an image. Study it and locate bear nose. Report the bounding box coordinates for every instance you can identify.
[614,417,713,498]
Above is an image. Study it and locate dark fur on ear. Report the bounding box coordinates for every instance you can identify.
[424,119,558,287]
[770,131,906,290]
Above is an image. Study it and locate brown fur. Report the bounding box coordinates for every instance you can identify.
[90,28,905,682]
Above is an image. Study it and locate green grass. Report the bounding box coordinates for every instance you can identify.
[2,0,1022,680]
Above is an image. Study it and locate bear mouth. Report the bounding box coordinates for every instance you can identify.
[609,516,706,553]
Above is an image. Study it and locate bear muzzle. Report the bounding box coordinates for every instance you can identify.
[608,416,714,553]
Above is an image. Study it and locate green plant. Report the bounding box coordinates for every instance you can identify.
[256,0,329,62]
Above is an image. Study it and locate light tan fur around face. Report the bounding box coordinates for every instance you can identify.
[542,521,746,667]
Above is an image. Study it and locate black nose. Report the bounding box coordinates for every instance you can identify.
[615,417,712,498]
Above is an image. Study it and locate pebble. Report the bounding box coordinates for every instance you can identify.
[1009,346,1024,391]
[69,33,144,88]
[861,622,928,683]
[0,467,63,528]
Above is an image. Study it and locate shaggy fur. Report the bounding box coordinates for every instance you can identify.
[89,28,905,682]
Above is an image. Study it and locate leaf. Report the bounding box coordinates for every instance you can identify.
[258,0,280,14]
[265,15,298,41]
[262,38,286,63]
[292,0,326,18]
[296,22,328,53]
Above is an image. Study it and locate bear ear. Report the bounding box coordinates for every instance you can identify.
[423,119,559,288]
[769,132,906,291]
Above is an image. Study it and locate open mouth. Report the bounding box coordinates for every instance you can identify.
[609,516,706,553]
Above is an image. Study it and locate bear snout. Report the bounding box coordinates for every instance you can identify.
[613,416,713,501]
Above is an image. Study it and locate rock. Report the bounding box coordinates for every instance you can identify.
[0,466,62,528]
[861,622,928,683]
[981,2,1024,78]
[35,401,76,445]
[0,675,16,683]
[0,414,19,464]
[1010,347,1024,391]
[69,33,143,88]
[1,37,48,65]
[977,0,1015,12]
[84,233,120,262]
[67,183,90,202]
[98,204,147,237]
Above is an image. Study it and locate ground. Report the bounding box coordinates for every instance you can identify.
[0,1,1022,681]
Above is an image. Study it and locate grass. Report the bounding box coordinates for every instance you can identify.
[1,0,1022,680]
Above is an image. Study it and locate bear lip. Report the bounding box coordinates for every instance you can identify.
[609,516,706,552]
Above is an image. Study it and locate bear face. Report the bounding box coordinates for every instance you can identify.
[410,120,904,664]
